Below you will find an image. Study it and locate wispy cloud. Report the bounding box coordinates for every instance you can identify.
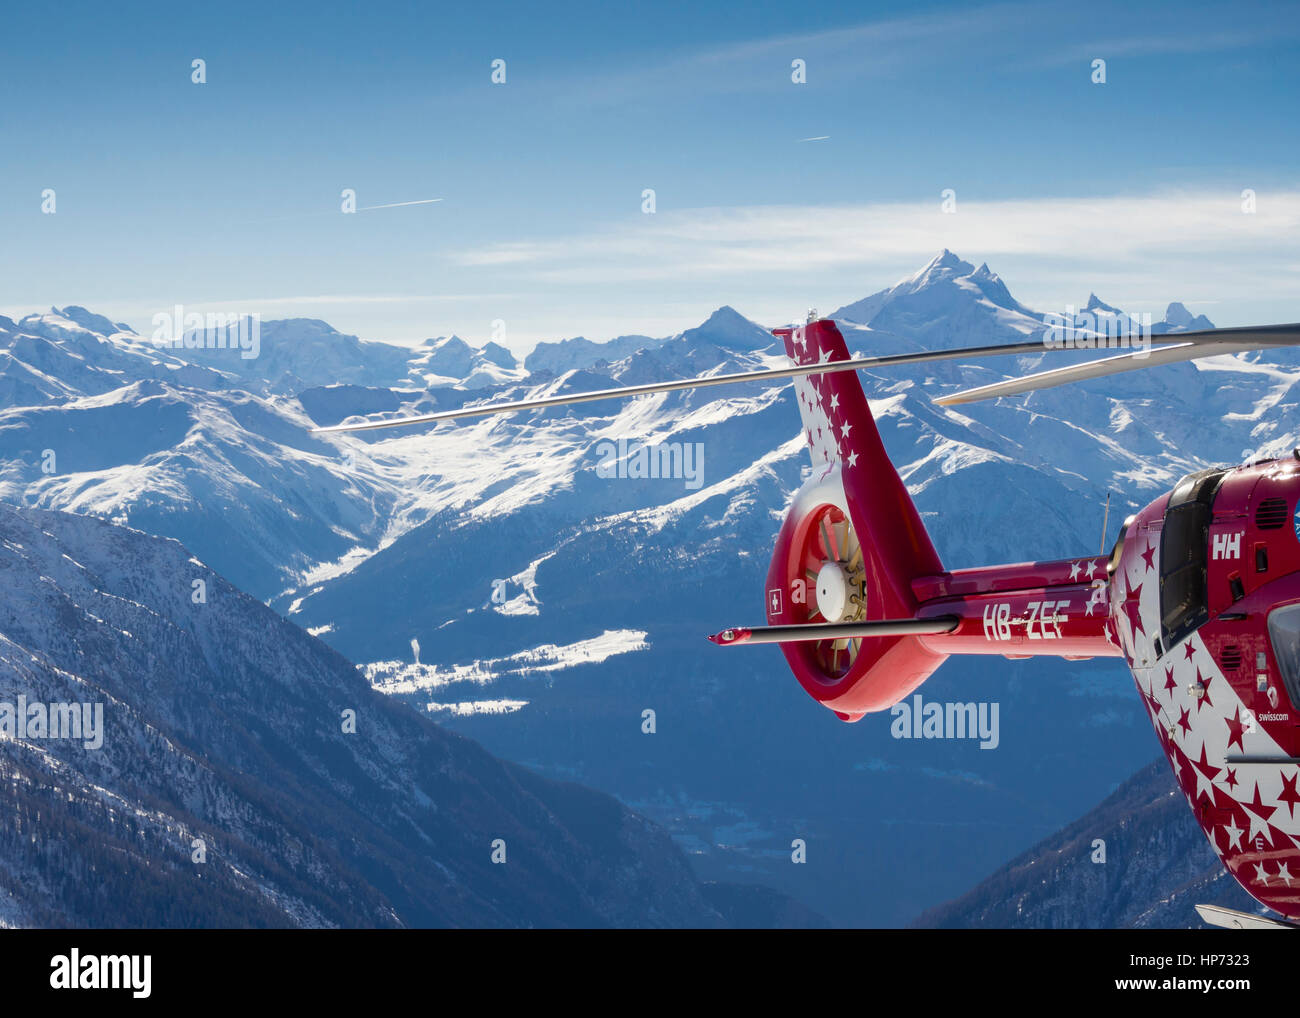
[533,2,1037,104]
[525,2,1288,107]
[1027,27,1295,68]
[452,187,1300,328]
[459,188,1299,282]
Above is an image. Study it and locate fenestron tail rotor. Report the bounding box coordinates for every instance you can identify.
[786,504,872,679]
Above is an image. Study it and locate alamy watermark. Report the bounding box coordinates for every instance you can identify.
[595,438,704,490]
[1042,305,1151,355]
[0,696,104,750]
[50,950,150,998]
[151,304,261,360]
[890,694,1000,749]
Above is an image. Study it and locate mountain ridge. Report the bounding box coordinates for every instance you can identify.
[0,500,821,928]
[912,759,1261,929]
[3,250,1290,927]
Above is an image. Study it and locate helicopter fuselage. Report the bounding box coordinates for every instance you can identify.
[756,319,1300,920]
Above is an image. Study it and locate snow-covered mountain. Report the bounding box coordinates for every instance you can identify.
[830,250,1037,349]
[0,311,534,597]
[0,502,822,927]
[0,308,230,405]
[4,253,1294,926]
[525,332,666,375]
[2,308,526,403]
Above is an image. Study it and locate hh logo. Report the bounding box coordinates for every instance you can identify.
[1211,532,1242,560]
[767,588,783,617]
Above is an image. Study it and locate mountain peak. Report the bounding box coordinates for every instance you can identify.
[406,333,523,388]
[910,249,974,283]
[480,340,517,370]
[419,334,470,351]
[1084,293,1124,315]
[677,305,771,352]
[830,251,1028,329]
[702,305,747,326]
[57,305,136,336]
[1160,301,1215,332]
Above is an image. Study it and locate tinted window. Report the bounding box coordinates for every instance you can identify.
[1160,503,1210,641]
[1269,604,1300,711]
[1159,468,1226,652]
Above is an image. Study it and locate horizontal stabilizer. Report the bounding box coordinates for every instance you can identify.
[708,617,959,646]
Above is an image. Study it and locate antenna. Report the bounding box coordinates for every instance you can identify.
[1099,492,1111,556]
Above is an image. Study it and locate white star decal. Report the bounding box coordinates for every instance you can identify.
[818,347,833,364]
[1279,862,1294,887]
[840,421,852,438]
[1192,748,1218,800]
[847,451,859,468]
[1224,818,1245,851]
[1246,809,1275,848]
[1069,561,1081,581]
[1172,754,1182,780]
[1254,861,1270,885]
[829,393,839,410]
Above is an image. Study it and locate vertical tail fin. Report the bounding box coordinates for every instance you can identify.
[775,319,944,606]
[767,319,947,718]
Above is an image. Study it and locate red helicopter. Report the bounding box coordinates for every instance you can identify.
[317,314,1300,929]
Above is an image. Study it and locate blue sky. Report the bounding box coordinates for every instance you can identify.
[2,0,1298,353]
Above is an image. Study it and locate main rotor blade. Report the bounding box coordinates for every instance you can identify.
[310,340,1053,434]
[311,320,1300,432]
[936,323,1300,406]
[708,616,959,646]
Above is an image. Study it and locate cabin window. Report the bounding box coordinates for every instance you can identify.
[1159,468,1226,652]
[1268,604,1300,711]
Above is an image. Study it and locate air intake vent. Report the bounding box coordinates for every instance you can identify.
[1256,497,1289,529]
[1219,644,1243,671]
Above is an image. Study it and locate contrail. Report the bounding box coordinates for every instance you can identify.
[230,197,445,226]
[358,198,444,211]
[800,136,830,142]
